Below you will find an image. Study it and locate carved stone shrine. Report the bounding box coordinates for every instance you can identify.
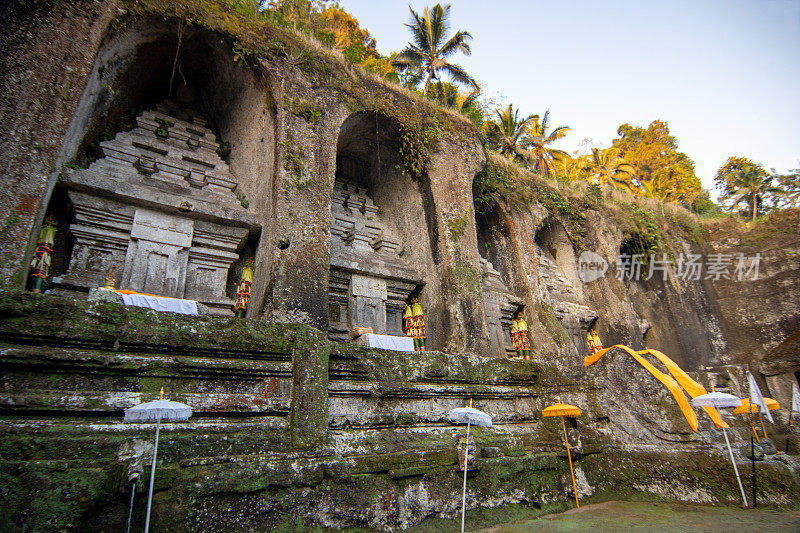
[56,101,259,314]
[328,180,423,341]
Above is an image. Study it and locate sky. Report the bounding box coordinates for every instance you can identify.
[337,0,800,195]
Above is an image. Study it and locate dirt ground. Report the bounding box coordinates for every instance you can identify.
[482,500,800,533]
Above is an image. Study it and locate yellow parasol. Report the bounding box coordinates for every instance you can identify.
[543,399,581,508]
[734,398,780,439]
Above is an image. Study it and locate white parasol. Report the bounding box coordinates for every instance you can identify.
[447,407,493,428]
[691,391,747,507]
[124,389,192,533]
[447,405,492,533]
[124,399,193,422]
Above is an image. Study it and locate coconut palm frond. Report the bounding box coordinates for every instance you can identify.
[439,30,473,57]
[440,62,476,87]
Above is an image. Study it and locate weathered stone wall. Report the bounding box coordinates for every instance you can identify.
[0,0,121,287]
[1,293,798,532]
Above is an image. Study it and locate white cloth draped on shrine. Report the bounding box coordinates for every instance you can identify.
[119,292,199,315]
[358,333,415,352]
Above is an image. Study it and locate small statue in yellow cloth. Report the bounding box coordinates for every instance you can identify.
[403,303,416,339]
[29,213,57,293]
[411,298,426,351]
[512,313,531,359]
[586,327,602,356]
[234,259,254,318]
[510,319,520,358]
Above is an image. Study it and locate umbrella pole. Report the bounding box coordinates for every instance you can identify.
[721,423,748,508]
[126,480,136,533]
[144,417,161,533]
[560,415,579,509]
[750,424,760,443]
[786,410,793,454]
[748,382,757,508]
[461,420,470,533]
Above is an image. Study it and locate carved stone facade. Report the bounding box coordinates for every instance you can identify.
[55,102,258,314]
[481,257,524,357]
[329,181,422,341]
[535,229,598,354]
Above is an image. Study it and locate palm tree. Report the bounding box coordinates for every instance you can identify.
[723,167,782,221]
[392,4,476,92]
[523,110,570,177]
[484,104,535,161]
[425,81,482,123]
[583,147,636,190]
[558,155,589,182]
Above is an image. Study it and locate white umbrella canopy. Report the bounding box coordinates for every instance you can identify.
[124,399,192,422]
[691,392,743,409]
[447,406,493,428]
[125,391,192,533]
[447,405,493,533]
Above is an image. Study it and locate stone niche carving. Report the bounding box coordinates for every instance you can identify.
[481,257,525,357]
[55,101,259,314]
[533,220,600,353]
[554,301,598,355]
[535,242,581,303]
[329,181,422,341]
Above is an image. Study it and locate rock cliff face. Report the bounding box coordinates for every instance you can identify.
[0,1,799,531]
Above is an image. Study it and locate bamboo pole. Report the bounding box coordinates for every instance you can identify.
[461,420,470,533]
[750,424,760,443]
[749,401,757,508]
[758,412,769,439]
[560,415,580,508]
[144,417,161,533]
[722,423,748,508]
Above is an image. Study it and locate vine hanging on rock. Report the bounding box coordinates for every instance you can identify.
[397,121,439,178]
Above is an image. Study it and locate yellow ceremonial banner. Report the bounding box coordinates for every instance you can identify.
[584,344,730,431]
[638,349,728,429]
[627,350,699,432]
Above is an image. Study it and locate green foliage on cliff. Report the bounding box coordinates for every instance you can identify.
[397,120,440,178]
[123,0,477,157]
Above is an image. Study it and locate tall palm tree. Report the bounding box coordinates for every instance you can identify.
[723,167,782,221]
[583,147,636,190]
[484,104,535,161]
[392,4,476,92]
[523,110,570,177]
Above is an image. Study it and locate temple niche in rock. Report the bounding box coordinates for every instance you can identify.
[55,101,260,314]
[328,180,423,341]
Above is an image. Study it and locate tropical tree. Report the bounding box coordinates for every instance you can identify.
[556,155,589,182]
[523,110,570,178]
[484,104,535,161]
[715,157,781,220]
[772,168,800,208]
[613,120,701,202]
[392,4,476,92]
[582,147,636,190]
[638,152,698,204]
[425,81,482,123]
[319,5,396,78]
